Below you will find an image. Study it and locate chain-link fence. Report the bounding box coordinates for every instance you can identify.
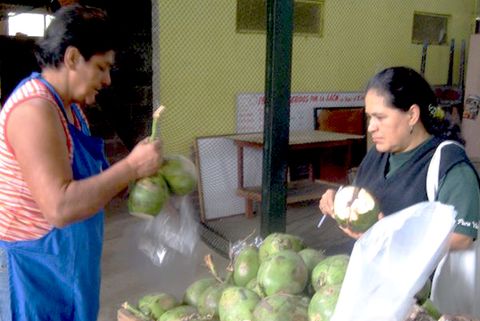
[145,0,477,257]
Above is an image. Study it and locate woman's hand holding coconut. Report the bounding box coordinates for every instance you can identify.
[125,137,163,179]
[318,188,336,217]
[319,186,383,239]
[319,188,366,239]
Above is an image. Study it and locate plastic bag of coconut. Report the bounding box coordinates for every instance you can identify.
[330,201,456,321]
[137,195,199,267]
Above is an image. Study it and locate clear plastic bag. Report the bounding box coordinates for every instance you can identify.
[137,195,199,267]
[229,232,263,261]
[331,201,456,321]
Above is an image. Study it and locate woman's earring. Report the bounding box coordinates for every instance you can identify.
[410,125,414,134]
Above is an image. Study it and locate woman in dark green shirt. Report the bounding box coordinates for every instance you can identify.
[319,66,479,249]
[319,66,480,317]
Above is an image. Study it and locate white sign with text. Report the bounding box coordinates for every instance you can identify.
[236,92,365,133]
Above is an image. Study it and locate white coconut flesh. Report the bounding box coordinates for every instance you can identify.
[333,186,376,222]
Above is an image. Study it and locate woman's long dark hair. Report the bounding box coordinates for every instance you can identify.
[366,66,464,144]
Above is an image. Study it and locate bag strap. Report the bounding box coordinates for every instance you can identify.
[426,140,464,201]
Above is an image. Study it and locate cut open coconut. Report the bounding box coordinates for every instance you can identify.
[333,185,379,233]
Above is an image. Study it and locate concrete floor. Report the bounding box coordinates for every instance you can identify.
[99,197,229,321]
[98,195,354,321]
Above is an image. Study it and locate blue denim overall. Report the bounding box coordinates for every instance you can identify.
[0,72,109,321]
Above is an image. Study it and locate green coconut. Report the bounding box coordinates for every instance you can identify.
[245,277,266,298]
[218,286,260,321]
[138,292,178,320]
[184,277,218,307]
[308,284,341,321]
[311,254,349,292]
[299,248,325,297]
[298,248,326,276]
[258,233,306,261]
[128,173,170,218]
[160,155,197,196]
[253,293,309,321]
[333,185,379,233]
[298,295,311,309]
[233,245,260,287]
[197,282,229,318]
[257,249,308,296]
[159,305,198,321]
[128,107,170,218]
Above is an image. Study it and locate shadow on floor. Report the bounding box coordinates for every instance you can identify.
[200,199,355,258]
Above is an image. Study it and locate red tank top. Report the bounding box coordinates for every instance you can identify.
[0,78,76,241]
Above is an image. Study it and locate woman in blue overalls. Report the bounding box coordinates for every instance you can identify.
[0,5,162,320]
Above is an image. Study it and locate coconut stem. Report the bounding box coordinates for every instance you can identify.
[203,254,223,283]
[121,302,150,321]
[150,105,165,141]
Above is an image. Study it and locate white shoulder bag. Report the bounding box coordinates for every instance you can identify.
[427,141,480,317]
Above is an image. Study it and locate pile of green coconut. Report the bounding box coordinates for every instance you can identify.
[121,231,438,321]
[122,232,349,321]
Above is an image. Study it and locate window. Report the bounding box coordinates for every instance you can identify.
[412,12,449,45]
[236,0,324,36]
[8,12,53,37]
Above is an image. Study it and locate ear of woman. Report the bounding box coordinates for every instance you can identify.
[408,104,421,127]
[64,46,81,69]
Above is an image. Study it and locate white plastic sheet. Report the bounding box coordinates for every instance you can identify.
[430,239,480,317]
[331,201,456,321]
[138,195,199,267]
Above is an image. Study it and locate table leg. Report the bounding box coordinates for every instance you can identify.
[245,199,254,218]
[308,162,314,181]
[237,145,244,189]
[236,145,255,218]
[345,142,353,184]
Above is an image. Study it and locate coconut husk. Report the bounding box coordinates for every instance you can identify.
[405,304,437,321]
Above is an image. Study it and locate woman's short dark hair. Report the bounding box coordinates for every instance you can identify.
[366,66,464,143]
[35,4,116,68]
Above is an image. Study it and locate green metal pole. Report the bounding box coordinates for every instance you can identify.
[260,0,294,237]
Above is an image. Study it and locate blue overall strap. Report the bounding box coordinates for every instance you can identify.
[70,104,110,170]
[30,72,70,121]
[34,73,109,171]
[71,104,90,135]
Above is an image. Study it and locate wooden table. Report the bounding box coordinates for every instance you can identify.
[228,130,365,218]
